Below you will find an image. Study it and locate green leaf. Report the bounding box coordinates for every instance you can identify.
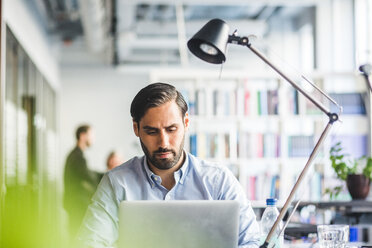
[327,142,371,181]
[324,185,344,200]
[363,157,372,180]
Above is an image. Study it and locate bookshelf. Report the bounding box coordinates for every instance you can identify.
[150,69,370,203]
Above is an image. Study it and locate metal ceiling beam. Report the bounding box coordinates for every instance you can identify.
[117,2,136,31]
[125,37,179,49]
[132,19,268,37]
[176,3,188,66]
[114,0,315,66]
[119,0,320,7]
[116,18,268,65]
[119,55,180,63]
[78,0,110,53]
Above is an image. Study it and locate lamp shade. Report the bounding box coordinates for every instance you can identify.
[187,19,229,64]
[360,64,371,75]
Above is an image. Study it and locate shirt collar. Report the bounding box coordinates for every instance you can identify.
[142,150,190,187]
[178,151,189,184]
[143,158,157,188]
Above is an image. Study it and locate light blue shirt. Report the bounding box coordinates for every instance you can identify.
[77,151,260,248]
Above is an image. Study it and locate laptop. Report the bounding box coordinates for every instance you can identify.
[118,200,240,248]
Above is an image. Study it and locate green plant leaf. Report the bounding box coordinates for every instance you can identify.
[324,185,344,200]
[363,157,372,180]
[328,142,372,181]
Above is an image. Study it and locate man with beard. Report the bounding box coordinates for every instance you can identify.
[77,83,260,248]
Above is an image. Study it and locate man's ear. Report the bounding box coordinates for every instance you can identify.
[79,132,87,142]
[184,112,189,130]
[133,121,139,137]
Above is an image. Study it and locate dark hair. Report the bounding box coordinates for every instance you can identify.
[76,125,90,140]
[130,82,188,123]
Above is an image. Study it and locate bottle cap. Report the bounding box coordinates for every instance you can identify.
[349,226,358,242]
[266,198,277,206]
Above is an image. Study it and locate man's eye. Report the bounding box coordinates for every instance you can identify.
[167,127,177,132]
[146,131,157,135]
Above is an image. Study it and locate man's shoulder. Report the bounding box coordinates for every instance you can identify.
[65,147,84,166]
[107,156,144,177]
[187,153,229,174]
[67,146,83,158]
[103,156,146,190]
[186,153,239,194]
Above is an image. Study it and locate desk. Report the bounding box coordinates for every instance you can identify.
[299,201,372,214]
[297,201,372,226]
[254,201,372,245]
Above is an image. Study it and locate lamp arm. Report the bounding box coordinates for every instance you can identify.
[261,121,334,248]
[247,45,331,116]
[359,64,372,158]
[365,76,372,92]
[227,35,340,248]
[228,34,337,118]
[360,64,372,93]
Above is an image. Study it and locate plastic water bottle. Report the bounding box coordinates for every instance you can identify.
[260,198,284,248]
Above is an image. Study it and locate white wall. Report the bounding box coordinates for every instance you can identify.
[316,0,355,72]
[3,0,59,89]
[60,66,148,172]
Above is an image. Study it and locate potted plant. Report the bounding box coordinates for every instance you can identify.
[326,142,372,200]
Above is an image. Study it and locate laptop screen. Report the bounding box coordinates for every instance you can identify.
[118,200,240,248]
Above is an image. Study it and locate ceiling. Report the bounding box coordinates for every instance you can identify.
[31,0,317,68]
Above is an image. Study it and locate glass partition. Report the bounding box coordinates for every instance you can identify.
[1,26,59,248]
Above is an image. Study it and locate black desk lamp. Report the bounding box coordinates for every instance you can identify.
[187,19,341,248]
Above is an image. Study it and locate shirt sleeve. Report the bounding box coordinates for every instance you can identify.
[76,174,120,248]
[215,168,261,248]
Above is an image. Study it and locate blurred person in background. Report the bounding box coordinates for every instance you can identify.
[63,124,101,242]
[95,150,125,182]
[106,150,124,171]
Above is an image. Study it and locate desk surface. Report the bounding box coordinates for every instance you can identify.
[252,200,372,214]
[298,200,372,213]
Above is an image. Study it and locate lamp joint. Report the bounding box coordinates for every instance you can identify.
[259,241,269,248]
[228,34,250,46]
[328,113,339,124]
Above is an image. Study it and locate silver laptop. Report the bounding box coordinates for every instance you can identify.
[118,200,240,248]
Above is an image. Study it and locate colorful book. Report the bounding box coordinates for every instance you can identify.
[329,92,366,115]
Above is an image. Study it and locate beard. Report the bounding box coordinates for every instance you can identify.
[140,136,185,170]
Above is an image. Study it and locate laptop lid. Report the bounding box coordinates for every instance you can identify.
[118,200,239,248]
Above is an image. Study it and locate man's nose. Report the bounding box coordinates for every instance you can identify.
[158,131,170,148]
